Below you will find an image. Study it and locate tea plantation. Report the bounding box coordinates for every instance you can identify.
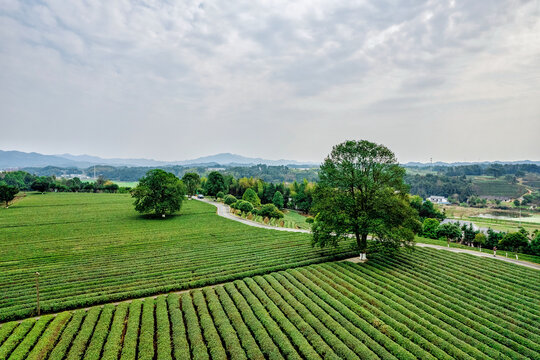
[0,193,355,321]
[0,248,538,359]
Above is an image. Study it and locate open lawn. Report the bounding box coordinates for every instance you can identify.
[1,248,538,360]
[0,193,355,321]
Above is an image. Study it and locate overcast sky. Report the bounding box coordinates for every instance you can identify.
[1,0,539,163]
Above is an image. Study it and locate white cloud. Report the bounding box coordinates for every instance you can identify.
[0,0,538,162]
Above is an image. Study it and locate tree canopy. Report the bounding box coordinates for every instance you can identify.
[242,188,261,206]
[205,171,226,197]
[0,184,19,208]
[182,172,200,197]
[131,169,186,217]
[311,140,420,259]
[272,190,284,209]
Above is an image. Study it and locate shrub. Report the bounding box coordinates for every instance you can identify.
[232,200,254,213]
[224,195,237,205]
[216,191,225,199]
[258,204,284,219]
[242,188,261,206]
[305,217,314,224]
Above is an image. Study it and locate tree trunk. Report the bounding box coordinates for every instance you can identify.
[357,232,368,261]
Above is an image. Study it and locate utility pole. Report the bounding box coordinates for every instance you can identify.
[94,165,96,180]
[35,272,40,316]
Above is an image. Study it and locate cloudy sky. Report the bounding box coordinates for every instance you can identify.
[1,0,539,163]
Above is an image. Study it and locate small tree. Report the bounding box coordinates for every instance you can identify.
[436,223,461,245]
[206,172,226,198]
[461,223,477,245]
[474,232,487,248]
[182,173,200,198]
[216,191,225,199]
[0,184,19,208]
[31,178,50,193]
[499,232,528,254]
[422,218,440,239]
[131,169,186,218]
[242,188,261,206]
[272,191,284,209]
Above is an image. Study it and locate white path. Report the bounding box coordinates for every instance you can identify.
[197,198,540,271]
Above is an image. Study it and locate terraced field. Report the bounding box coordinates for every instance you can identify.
[0,193,355,321]
[1,248,538,360]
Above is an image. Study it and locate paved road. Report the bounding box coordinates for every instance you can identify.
[415,243,540,270]
[196,198,310,233]
[198,198,540,270]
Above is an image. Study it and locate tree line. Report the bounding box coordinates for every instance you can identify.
[420,217,540,256]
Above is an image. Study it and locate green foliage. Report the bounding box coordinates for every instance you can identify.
[529,232,540,255]
[216,191,225,199]
[499,232,529,252]
[242,188,261,206]
[422,218,440,239]
[131,169,186,217]
[410,197,445,221]
[231,200,254,213]
[436,223,461,242]
[182,172,201,197]
[272,190,284,209]
[31,177,51,192]
[258,204,284,219]
[474,232,487,246]
[224,194,237,205]
[461,223,477,245]
[206,171,226,197]
[312,140,419,255]
[0,184,18,207]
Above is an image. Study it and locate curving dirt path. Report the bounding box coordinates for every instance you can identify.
[198,198,540,270]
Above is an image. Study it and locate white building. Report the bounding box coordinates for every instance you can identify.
[427,195,449,204]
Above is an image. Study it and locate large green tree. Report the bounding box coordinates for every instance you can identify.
[311,140,419,260]
[0,184,19,208]
[205,171,226,198]
[182,172,200,198]
[131,169,186,217]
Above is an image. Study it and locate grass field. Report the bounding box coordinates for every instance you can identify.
[0,193,355,321]
[0,247,538,360]
[282,210,311,230]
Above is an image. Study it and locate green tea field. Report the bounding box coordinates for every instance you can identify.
[0,193,355,321]
[1,248,538,360]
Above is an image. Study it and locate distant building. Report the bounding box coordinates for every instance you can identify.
[427,196,450,204]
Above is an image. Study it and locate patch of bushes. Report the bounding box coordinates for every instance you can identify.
[224,194,237,205]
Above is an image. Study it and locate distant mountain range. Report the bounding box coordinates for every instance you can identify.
[0,150,318,169]
[1,149,538,170]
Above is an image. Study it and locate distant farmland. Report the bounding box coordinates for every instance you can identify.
[0,193,355,321]
[472,178,528,198]
[1,248,538,359]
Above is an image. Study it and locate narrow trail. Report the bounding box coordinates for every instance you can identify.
[198,198,540,271]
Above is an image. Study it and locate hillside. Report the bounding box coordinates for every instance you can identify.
[0,248,538,359]
[0,193,354,321]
